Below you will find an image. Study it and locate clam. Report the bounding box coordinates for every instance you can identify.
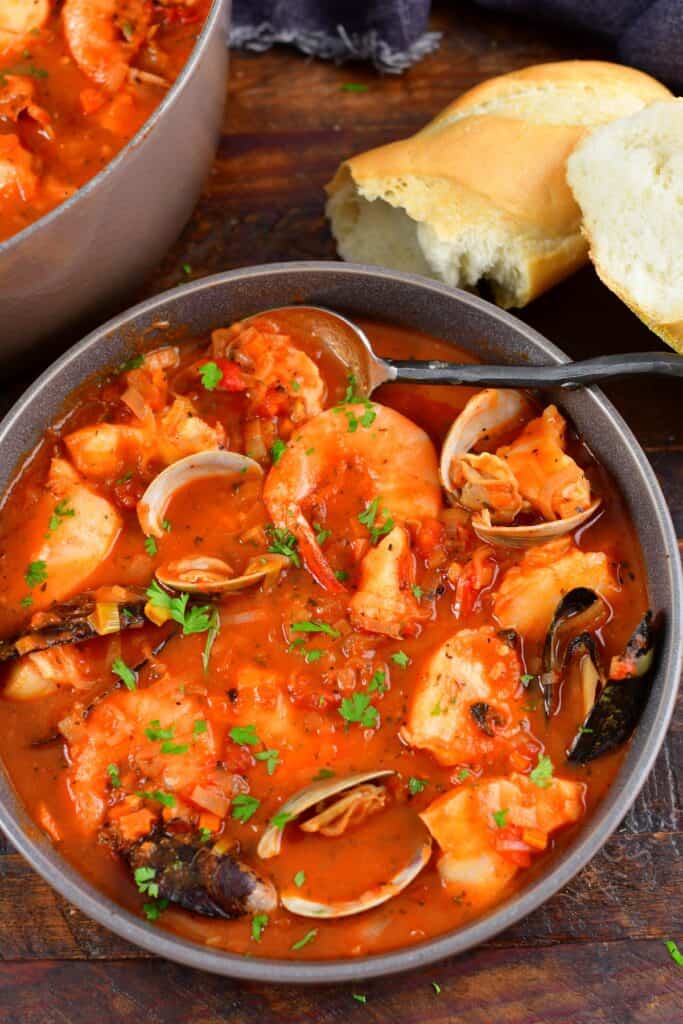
[257,770,394,859]
[280,837,433,919]
[567,613,655,764]
[440,389,601,548]
[0,587,147,662]
[126,832,277,920]
[155,553,289,596]
[137,450,262,539]
[539,587,607,716]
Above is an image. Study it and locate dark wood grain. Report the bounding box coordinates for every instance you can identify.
[1,1,681,1019]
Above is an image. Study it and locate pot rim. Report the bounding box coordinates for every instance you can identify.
[0,261,680,983]
[0,0,226,257]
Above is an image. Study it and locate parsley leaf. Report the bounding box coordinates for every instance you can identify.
[367,669,386,694]
[357,498,394,544]
[145,719,174,742]
[271,811,292,830]
[255,748,281,775]
[25,560,47,588]
[294,870,305,888]
[20,595,33,608]
[145,581,211,636]
[411,584,424,601]
[199,361,223,391]
[457,768,470,782]
[391,650,410,668]
[265,525,300,567]
[290,620,340,638]
[431,981,442,995]
[339,692,378,728]
[529,753,554,789]
[271,439,286,465]
[134,866,158,897]
[492,808,508,828]
[251,913,269,942]
[143,898,169,921]
[231,794,260,822]
[112,657,137,691]
[353,994,367,1004]
[313,768,335,781]
[291,928,317,951]
[144,536,158,557]
[47,499,75,534]
[136,789,176,808]
[193,719,207,737]
[665,939,683,967]
[106,763,121,788]
[313,522,331,545]
[341,83,369,92]
[118,354,144,373]
[408,777,427,795]
[229,724,260,746]
[161,741,189,755]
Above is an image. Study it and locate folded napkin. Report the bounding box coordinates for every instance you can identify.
[229,0,441,73]
[472,1,683,88]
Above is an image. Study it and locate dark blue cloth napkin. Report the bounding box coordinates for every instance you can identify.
[230,0,682,88]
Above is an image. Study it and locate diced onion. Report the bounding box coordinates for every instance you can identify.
[88,602,120,636]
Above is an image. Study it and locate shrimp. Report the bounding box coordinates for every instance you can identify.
[497,405,592,521]
[0,134,39,202]
[263,402,442,592]
[494,536,617,641]
[0,0,51,58]
[349,525,427,638]
[450,452,524,524]
[400,627,523,767]
[26,459,122,608]
[212,318,326,426]
[0,75,52,135]
[62,0,152,93]
[62,672,228,834]
[420,774,584,911]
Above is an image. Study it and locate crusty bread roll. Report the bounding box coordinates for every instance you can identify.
[567,99,683,354]
[326,61,671,309]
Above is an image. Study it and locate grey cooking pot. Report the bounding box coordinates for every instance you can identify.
[0,263,680,983]
[0,0,229,367]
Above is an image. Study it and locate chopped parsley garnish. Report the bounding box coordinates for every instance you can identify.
[339,692,378,728]
[520,673,536,687]
[457,768,470,782]
[161,518,172,533]
[431,981,442,995]
[20,595,33,608]
[290,620,340,638]
[193,719,208,737]
[313,522,331,545]
[294,870,306,888]
[146,581,212,635]
[313,768,335,781]
[143,898,168,921]
[25,560,47,588]
[231,794,260,823]
[333,374,376,431]
[198,361,222,390]
[121,20,135,42]
[492,808,508,828]
[430,700,444,717]
[161,741,189,755]
[578,726,594,735]
[271,811,292,830]
[229,724,260,746]
[144,536,158,557]
[304,648,323,664]
[271,439,286,465]
[181,262,192,276]
[118,354,144,373]
[411,584,424,601]
[391,650,410,668]
[334,569,349,582]
[255,748,281,775]
[115,471,133,485]
[106,763,121,788]
[265,525,300,566]
[357,497,394,544]
[251,913,269,942]
[47,499,75,534]
[134,866,158,897]
[367,669,386,694]
[352,994,367,1004]
[198,827,212,843]
[665,939,683,967]
[291,928,317,951]
[529,753,554,789]
[341,83,369,92]
[136,790,176,808]
[201,607,220,672]
[408,777,427,796]
[145,719,174,742]
[112,656,137,691]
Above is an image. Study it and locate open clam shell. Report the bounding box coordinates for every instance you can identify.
[137,450,262,539]
[257,770,394,860]
[473,499,602,549]
[280,836,433,919]
[154,553,290,596]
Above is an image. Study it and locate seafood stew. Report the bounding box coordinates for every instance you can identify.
[0,0,212,244]
[0,313,654,960]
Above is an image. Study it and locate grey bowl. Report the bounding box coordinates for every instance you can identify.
[0,0,230,367]
[0,263,680,983]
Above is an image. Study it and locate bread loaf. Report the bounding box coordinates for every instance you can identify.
[326,61,671,308]
[567,99,683,353]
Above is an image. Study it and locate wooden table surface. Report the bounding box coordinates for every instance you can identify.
[1,4,681,1021]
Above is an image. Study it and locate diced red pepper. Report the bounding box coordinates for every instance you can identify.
[212,358,249,392]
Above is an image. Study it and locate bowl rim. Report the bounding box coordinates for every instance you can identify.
[0,0,226,257]
[0,261,680,984]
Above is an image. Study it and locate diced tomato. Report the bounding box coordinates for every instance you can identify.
[223,740,255,774]
[493,825,533,867]
[112,474,145,510]
[211,358,249,392]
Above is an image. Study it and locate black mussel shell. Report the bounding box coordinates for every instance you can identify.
[567,613,655,764]
[0,589,147,662]
[127,833,277,919]
[541,587,606,717]
[470,701,504,737]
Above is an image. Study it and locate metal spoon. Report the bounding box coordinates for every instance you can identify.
[244,305,683,393]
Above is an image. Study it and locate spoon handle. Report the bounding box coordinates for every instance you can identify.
[387,352,683,389]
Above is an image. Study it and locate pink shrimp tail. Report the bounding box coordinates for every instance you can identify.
[295,513,347,594]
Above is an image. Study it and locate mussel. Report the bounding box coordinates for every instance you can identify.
[440,389,601,547]
[137,450,263,539]
[567,613,655,764]
[539,587,608,717]
[0,587,147,662]
[256,770,432,919]
[127,831,277,920]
